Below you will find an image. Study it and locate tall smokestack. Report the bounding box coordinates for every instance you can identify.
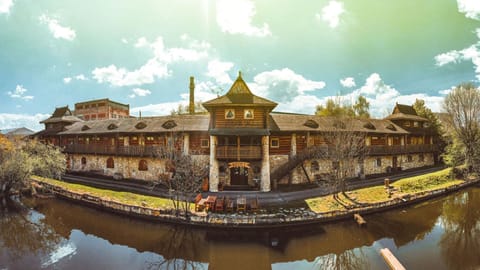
[189,76,195,115]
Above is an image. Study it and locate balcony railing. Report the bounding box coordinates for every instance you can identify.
[216,146,262,160]
[63,144,167,157]
[367,144,438,155]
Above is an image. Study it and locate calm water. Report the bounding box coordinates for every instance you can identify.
[1,186,480,270]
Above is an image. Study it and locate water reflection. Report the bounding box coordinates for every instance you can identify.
[0,187,479,269]
[440,189,480,269]
[0,198,63,267]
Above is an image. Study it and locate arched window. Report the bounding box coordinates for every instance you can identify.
[106,157,114,169]
[139,159,148,171]
[311,161,320,172]
[81,157,87,165]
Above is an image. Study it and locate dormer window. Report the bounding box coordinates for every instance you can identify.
[413,121,419,127]
[404,121,411,127]
[225,109,235,119]
[423,122,430,128]
[244,109,254,119]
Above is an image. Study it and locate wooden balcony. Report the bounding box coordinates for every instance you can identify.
[216,146,262,160]
[63,144,167,157]
[367,144,438,156]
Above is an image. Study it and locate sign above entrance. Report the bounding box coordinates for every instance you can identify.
[228,162,250,168]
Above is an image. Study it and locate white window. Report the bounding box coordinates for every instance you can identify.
[270,138,279,148]
[244,109,254,119]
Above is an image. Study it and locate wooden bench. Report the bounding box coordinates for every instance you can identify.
[194,194,207,212]
[215,196,225,212]
[249,196,259,212]
[236,196,246,212]
[226,197,234,212]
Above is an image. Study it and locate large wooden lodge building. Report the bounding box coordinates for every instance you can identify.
[35,73,439,192]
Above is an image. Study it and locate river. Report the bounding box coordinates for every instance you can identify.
[1,186,479,270]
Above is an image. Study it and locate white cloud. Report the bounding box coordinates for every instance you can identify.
[0,0,13,14]
[457,0,480,20]
[435,44,480,80]
[216,0,271,37]
[250,68,326,103]
[434,50,461,66]
[206,60,234,85]
[340,77,356,88]
[325,73,444,117]
[7,85,33,100]
[129,88,152,98]
[39,14,76,41]
[121,38,128,44]
[316,0,345,28]
[0,113,49,131]
[75,74,87,80]
[63,74,87,84]
[93,37,209,87]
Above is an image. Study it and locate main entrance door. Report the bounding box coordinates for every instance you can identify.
[229,166,249,185]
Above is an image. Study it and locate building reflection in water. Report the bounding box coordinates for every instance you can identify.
[0,187,479,269]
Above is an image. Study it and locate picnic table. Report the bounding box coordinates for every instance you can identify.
[205,195,217,211]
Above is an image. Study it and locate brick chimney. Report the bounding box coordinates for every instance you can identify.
[189,76,195,115]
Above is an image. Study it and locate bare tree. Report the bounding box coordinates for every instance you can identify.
[154,133,208,220]
[444,82,480,171]
[313,117,367,193]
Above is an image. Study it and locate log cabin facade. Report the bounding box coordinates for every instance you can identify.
[34,73,439,192]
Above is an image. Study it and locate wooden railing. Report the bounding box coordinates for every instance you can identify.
[366,144,438,155]
[63,144,168,157]
[216,146,262,160]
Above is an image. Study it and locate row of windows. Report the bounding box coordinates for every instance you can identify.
[80,157,149,171]
[225,109,254,120]
[308,154,427,172]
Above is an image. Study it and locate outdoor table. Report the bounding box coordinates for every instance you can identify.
[236,196,246,212]
[205,195,217,211]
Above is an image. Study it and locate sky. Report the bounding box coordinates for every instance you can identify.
[1,0,480,131]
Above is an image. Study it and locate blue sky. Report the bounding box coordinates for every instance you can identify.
[1,0,480,131]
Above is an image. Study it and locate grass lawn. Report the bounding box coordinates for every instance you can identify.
[306,168,465,213]
[31,175,178,210]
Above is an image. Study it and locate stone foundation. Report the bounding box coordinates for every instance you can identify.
[68,154,209,181]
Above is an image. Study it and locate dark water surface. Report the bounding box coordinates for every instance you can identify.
[1,186,480,270]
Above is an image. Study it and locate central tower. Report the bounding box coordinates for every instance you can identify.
[202,72,277,192]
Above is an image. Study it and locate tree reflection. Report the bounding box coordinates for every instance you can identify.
[0,198,62,261]
[312,248,370,270]
[440,188,480,269]
[144,225,205,270]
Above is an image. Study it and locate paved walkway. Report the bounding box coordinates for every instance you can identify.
[62,166,444,208]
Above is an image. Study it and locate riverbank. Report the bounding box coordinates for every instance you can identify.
[30,169,480,228]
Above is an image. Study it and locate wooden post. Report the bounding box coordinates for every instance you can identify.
[380,248,406,270]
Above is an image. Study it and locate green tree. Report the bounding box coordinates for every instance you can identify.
[0,139,66,196]
[353,96,370,118]
[413,99,442,133]
[316,99,354,117]
[170,101,207,115]
[443,82,480,171]
[316,96,370,118]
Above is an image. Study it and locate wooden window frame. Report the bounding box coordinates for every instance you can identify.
[375,158,382,167]
[200,139,209,148]
[106,157,114,169]
[270,138,280,148]
[138,159,148,171]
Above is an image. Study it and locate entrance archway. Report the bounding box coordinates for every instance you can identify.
[228,162,250,186]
